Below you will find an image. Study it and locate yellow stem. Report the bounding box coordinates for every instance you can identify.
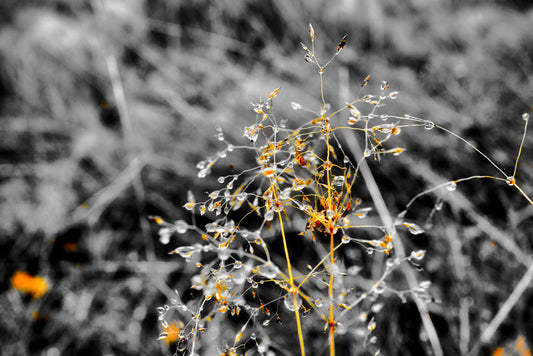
[326,223,337,352]
[278,210,306,356]
[513,118,528,178]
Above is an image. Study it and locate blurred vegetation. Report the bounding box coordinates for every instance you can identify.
[1,1,532,355]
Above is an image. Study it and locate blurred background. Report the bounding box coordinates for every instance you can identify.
[1,1,532,355]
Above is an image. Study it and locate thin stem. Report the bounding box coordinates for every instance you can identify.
[277,210,306,356]
[298,241,344,289]
[513,119,529,178]
[270,116,306,356]
[328,230,336,356]
[435,124,507,177]
[404,175,504,212]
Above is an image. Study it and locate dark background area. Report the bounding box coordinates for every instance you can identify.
[1,1,532,355]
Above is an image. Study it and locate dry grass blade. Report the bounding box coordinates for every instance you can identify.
[479,261,533,345]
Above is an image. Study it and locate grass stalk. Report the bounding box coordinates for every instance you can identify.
[277,209,306,356]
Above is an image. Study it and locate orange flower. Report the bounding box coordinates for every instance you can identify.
[11,271,49,299]
[162,322,183,345]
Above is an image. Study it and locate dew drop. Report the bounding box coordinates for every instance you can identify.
[342,235,351,244]
[348,106,361,118]
[291,102,302,110]
[523,113,530,121]
[157,332,168,340]
[196,160,207,170]
[326,209,335,219]
[388,91,399,99]
[197,168,208,179]
[446,181,457,191]
[283,293,302,312]
[386,258,399,269]
[355,207,372,218]
[371,303,384,313]
[217,176,225,184]
[380,114,389,121]
[343,156,350,164]
[403,222,424,235]
[158,228,172,245]
[409,249,426,260]
[423,120,435,130]
[333,176,345,186]
[348,116,360,125]
[314,299,324,308]
[250,333,257,340]
[170,245,198,258]
[374,282,386,294]
[175,220,188,234]
[506,176,515,186]
[419,280,432,289]
[264,210,274,222]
